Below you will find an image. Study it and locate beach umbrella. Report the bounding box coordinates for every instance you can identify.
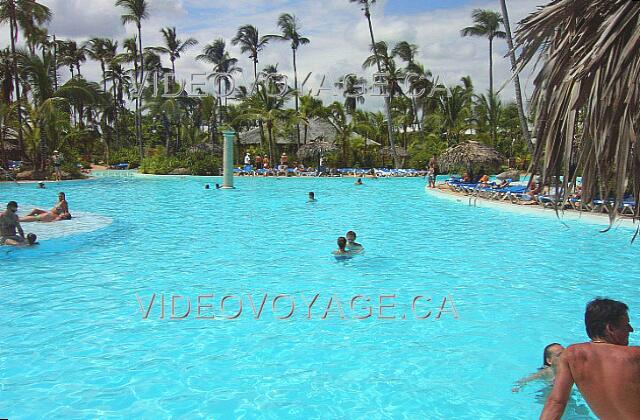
[439,141,503,175]
[497,169,520,181]
[297,137,337,159]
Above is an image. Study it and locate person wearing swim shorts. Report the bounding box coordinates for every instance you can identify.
[52,150,63,181]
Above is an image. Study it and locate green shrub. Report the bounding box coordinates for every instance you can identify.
[139,152,221,175]
[109,148,141,168]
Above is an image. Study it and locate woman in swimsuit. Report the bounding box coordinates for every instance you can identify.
[21,192,72,222]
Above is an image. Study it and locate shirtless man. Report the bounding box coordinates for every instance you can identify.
[0,201,25,245]
[541,298,640,420]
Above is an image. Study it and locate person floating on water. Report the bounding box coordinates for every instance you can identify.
[345,230,364,254]
[1,201,26,245]
[205,184,210,189]
[541,298,640,419]
[215,184,221,189]
[37,181,45,189]
[512,343,564,392]
[20,192,71,222]
[355,178,363,185]
[308,192,317,202]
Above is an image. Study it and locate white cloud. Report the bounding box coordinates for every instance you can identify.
[1,0,543,110]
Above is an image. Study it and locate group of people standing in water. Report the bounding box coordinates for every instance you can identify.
[0,191,71,246]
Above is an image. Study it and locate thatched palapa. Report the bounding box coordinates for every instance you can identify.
[439,141,503,175]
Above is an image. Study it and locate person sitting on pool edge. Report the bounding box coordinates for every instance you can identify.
[21,192,71,222]
[333,236,351,257]
[345,231,364,254]
[512,343,564,392]
[308,192,317,202]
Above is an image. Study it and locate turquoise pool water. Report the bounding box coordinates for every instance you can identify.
[1,174,638,418]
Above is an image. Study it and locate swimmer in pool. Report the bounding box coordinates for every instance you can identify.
[512,343,564,392]
[333,236,351,257]
[308,192,317,202]
[345,230,364,254]
[355,178,363,185]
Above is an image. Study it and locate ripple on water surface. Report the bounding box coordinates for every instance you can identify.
[0,176,635,418]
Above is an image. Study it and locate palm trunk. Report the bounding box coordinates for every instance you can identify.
[9,13,24,159]
[292,47,301,151]
[267,121,274,163]
[253,58,258,83]
[112,81,120,150]
[489,37,496,146]
[171,58,176,78]
[101,61,107,93]
[365,7,399,168]
[53,35,58,91]
[499,0,533,153]
[137,23,144,161]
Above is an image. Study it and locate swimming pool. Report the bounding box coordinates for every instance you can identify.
[1,174,638,418]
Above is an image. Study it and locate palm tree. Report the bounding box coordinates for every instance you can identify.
[116,0,149,160]
[150,27,198,76]
[269,13,310,149]
[0,0,51,157]
[461,9,505,145]
[231,24,270,83]
[58,40,87,77]
[334,74,366,115]
[86,38,118,92]
[498,0,532,153]
[349,0,400,168]
[197,39,241,108]
[515,0,640,224]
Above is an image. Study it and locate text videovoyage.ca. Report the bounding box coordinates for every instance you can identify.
[131,69,441,101]
[136,293,459,321]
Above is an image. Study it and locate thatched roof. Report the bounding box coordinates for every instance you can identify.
[439,141,503,172]
[238,118,380,148]
[515,0,640,221]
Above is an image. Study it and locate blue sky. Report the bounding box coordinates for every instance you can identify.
[384,0,473,14]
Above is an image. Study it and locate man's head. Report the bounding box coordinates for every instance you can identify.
[337,236,347,250]
[6,201,18,212]
[308,192,314,199]
[26,233,37,245]
[543,343,564,367]
[346,231,356,243]
[585,298,633,345]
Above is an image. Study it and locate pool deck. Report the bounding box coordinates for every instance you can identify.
[425,184,640,231]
